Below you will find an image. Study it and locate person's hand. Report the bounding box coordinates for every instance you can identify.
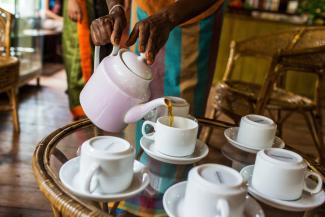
[67,0,82,22]
[126,13,174,65]
[90,6,127,45]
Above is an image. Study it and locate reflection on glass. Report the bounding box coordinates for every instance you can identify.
[0,0,42,84]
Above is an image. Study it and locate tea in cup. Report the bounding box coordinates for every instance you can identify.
[237,114,277,149]
[78,136,135,194]
[252,148,322,200]
[180,164,247,217]
[142,116,198,157]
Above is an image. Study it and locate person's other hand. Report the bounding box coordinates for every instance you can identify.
[67,0,82,22]
[91,6,127,45]
[126,13,174,65]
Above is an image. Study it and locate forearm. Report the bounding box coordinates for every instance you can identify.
[45,10,62,20]
[164,0,222,27]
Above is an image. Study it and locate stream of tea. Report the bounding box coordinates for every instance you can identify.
[164,98,174,127]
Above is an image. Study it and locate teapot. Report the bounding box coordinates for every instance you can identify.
[80,46,184,132]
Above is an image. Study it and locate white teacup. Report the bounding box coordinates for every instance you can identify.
[142,116,198,157]
[78,136,135,194]
[252,148,322,200]
[181,164,247,217]
[237,114,277,149]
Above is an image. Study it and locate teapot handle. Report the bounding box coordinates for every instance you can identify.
[94,45,120,70]
[110,45,120,56]
[94,46,100,70]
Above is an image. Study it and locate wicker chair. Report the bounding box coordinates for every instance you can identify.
[0,7,20,132]
[210,27,325,163]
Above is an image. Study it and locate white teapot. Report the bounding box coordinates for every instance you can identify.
[80,46,186,132]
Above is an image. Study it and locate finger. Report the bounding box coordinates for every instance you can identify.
[90,23,101,45]
[145,31,156,65]
[73,11,79,22]
[92,21,106,45]
[138,23,149,53]
[101,17,113,43]
[125,23,139,47]
[68,11,76,22]
[78,10,83,22]
[111,17,123,45]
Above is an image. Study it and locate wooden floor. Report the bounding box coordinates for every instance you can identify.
[0,70,72,217]
[0,69,324,217]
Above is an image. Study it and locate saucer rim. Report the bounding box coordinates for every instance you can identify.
[163,181,265,217]
[240,165,325,212]
[59,157,150,201]
[224,127,285,153]
[140,137,209,165]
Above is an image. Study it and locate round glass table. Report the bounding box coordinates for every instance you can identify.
[32,118,324,217]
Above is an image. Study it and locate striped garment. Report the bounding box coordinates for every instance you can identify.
[115,1,225,216]
[62,0,94,119]
[130,1,224,117]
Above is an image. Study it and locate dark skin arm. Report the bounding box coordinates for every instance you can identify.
[91,0,220,64]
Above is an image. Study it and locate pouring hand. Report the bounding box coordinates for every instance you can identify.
[90,6,126,46]
[125,12,174,65]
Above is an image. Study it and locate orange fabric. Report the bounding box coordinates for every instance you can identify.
[77,0,92,82]
[71,105,85,119]
[134,0,223,26]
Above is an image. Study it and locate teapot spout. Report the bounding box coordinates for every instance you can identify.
[124,97,167,123]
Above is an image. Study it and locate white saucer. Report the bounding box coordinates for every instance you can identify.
[240,165,325,212]
[163,181,265,217]
[224,127,285,153]
[59,157,150,201]
[140,137,209,165]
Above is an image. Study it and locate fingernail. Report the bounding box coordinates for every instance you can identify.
[114,38,119,44]
[139,45,144,52]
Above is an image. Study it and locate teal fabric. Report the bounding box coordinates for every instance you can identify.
[195,14,216,116]
[164,26,182,97]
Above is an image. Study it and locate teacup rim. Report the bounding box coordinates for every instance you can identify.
[164,96,189,108]
[157,116,198,130]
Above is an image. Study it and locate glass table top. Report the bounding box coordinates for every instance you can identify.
[32,118,324,217]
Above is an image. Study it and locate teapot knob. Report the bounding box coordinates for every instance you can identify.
[137,53,146,62]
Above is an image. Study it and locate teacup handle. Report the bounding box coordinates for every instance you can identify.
[82,163,99,193]
[142,120,156,140]
[215,199,229,217]
[304,171,322,194]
